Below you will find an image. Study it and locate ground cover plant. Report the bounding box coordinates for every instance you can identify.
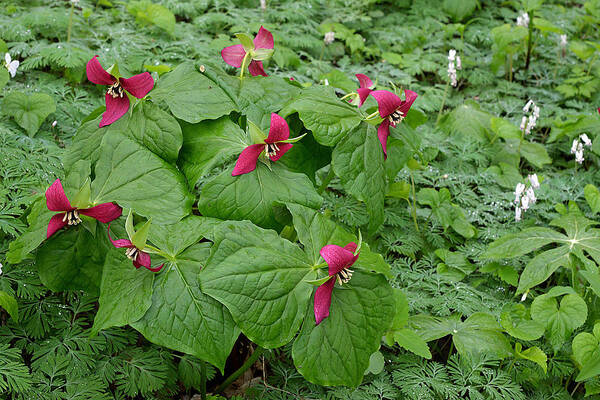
[2,0,600,399]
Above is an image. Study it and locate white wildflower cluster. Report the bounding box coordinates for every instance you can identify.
[559,34,567,48]
[571,134,592,164]
[520,100,540,135]
[4,53,19,78]
[260,0,266,10]
[324,31,335,45]
[71,0,80,4]
[514,174,540,221]
[447,49,461,87]
[516,12,529,28]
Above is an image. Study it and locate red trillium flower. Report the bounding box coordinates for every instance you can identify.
[46,179,122,238]
[232,113,294,176]
[86,56,154,127]
[355,74,375,107]
[108,226,164,272]
[370,89,418,158]
[221,26,274,77]
[314,242,360,325]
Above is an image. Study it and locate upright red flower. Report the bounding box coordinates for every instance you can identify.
[232,113,294,176]
[86,56,154,127]
[355,74,375,107]
[314,242,360,325]
[370,89,418,158]
[107,226,164,272]
[45,179,122,238]
[221,26,274,77]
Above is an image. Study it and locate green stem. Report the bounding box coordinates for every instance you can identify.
[409,171,419,232]
[215,346,266,393]
[312,261,328,271]
[200,361,207,400]
[239,52,250,80]
[524,12,534,72]
[67,3,74,42]
[318,167,336,194]
[435,82,450,126]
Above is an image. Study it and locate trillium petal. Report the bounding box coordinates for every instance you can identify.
[356,73,373,90]
[46,179,72,212]
[377,119,391,159]
[86,55,115,86]
[232,144,264,176]
[266,113,290,143]
[269,143,292,162]
[146,262,165,272]
[357,87,373,107]
[248,60,268,77]
[221,44,246,68]
[79,203,122,223]
[135,251,151,268]
[253,26,274,50]
[320,243,359,276]
[398,89,418,115]
[100,93,130,127]
[47,214,68,238]
[107,225,134,248]
[370,90,403,118]
[314,277,335,325]
[120,73,154,99]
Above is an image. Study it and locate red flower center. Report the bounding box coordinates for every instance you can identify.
[388,109,405,126]
[264,142,280,157]
[107,82,125,98]
[63,210,81,226]
[125,247,139,261]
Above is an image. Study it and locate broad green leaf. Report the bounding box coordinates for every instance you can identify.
[198,163,322,230]
[148,216,208,256]
[200,220,314,348]
[485,227,567,259]
[332,124,386,234]
[178,117,247,185]
[292,271,395,386]
[515,343,547,373]
[7,197,54,264]
[491,117,521,140]
[365,351,385,375]
[440,102,492,142]
[500,303,545,341]
[585,184,600,214]
[574,323,600,381]
[132,242,239,372]
[386,181,410,199]
[443,0,477,21]
[519,140,552,168]
[131,219,151,250]
[36,225,108,294]
[91,250,154,335]
[0,291,18,321]
[127,1,175,34]
[3,92,56,136]
[394,328,432,359]
[0,68,8,90]
[517,245,571,294]
[281,85,362,146]
[91,132,193,224]
[279,134,331,184]
[151,62,236,123]
[286,203,391,278]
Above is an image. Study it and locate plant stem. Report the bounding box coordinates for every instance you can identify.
[67,2,74,42]
[318,167,336,194]
[509,55,513,82]
[435,82,450,126]
[215,346,266,393]
[200,361,207,400]
[239,52,250,80]
[525,12,534,72]
[409,171,420,232]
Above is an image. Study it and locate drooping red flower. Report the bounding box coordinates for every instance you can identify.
[232,113,293,176]
[221,26,274,77]
[314,242,360,325]
[86,56,154,127]
[370,89,418,158]
[107,226,164,272]
[355,74,375,107]
[45,179,122,238]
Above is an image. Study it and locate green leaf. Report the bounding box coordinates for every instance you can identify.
[517,246,571,294]
[2,92,56,136]
[0,68,8,90]
[365,351,385,375]
[394,328,432,359]
[235,33,254,52]
[515,343,547,373]
[198,163,322,230]
[484,227,567,259]
[200,220,314,348]
[500,303,545,341]
[286,203,391,278]
[91,250,154,335]
[178,117,247,185]
[7,197,54,264]
[443,0,477,21]
[519,141,552,168]
[574,323,600,381]
[0,291,18,321]
[440,102,492,142]
[131,219,152,250]
[292,271,394,386]
[386,181,410,199]
[151,62,236,123]
[91,132,193,225]
[132,241,239,372]
[332,124,386,234]
[491,117,521,140]
[585,184,600,214]
[281,85,362,146]
[36,225,108,294]
[127,1,175,34]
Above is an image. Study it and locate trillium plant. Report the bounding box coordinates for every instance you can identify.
[8,29,422,391]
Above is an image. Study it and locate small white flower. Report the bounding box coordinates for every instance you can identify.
[528,174,540,189]
[52,120,58,127]
[448,61,457,87]
[581,133,592,147]
[521,194,530,211]
[0,263,3,275]
[456,56,461,70]
[520,116,527,131]
[523,100,533,113]
[260,0,266,10]
[559,34,567,47]
[526,187,536,204]
[514,182,526,202]
[516,12,529,28]
[4,53,19,78]
[448,49,456,61]
[323,78,329,86]
[71,0,80,4]
[520,291,528,301]
[515,206,522,222]
[324,32,335,45]
[575,148,585,164]
[571,139,580,154]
